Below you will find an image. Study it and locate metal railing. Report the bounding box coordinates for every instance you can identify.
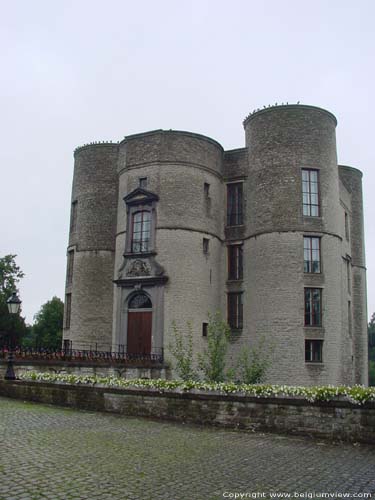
[0,346,164,365]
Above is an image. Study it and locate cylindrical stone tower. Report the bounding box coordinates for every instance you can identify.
[63,143,119,350]
[243,105,346,385]
[113,130,225,358]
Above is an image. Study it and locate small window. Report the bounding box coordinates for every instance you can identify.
[305,340,323,362]
[345,212,350,240]
[348,301,352,336]
[304,237,321,273]
[131,211,151,253]
[228,245,243,280]
[203,238,209,254]
[66,250,74,285]
[204,183,210,197]
[70,201,78,232]
[65,294,72,329]
[302,169,319,217]
[202,322,208,337]
[347,260,351,294]
[227,183,243,226]
[139,177,147,189]
[228,292,243,329]
[304,288,322,327]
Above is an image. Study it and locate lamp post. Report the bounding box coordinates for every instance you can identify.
[5,291,22,380]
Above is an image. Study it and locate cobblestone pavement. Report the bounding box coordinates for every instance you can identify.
[0,397,374,500]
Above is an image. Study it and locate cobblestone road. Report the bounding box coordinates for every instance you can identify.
[0,397,374,500]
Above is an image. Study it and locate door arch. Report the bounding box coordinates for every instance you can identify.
[127,292,152,355]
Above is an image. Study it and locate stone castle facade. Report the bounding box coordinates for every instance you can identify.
[63,104,368,386]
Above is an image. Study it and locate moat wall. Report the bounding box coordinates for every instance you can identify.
[0,380,374,444]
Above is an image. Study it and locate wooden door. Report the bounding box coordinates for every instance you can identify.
[127,311,152,354]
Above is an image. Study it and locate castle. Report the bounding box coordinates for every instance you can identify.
[63,104,368,386]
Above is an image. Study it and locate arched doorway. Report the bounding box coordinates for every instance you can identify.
[127,292,152,355]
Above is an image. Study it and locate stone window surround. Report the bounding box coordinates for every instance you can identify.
[124,199,158,256]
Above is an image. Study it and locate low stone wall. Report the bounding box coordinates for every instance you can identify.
[0,380,374,444]
[0,360,169,380]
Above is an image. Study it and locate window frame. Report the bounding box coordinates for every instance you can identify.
[65,293,72,329]
[304,288,322,327]
[131,210,152,253]
[302,169,320,217]
[303,236,321,274]
[70,200,78,232]
[227,292,243,330]
[305,339,323,363]
[66,249,74,285]
[226,182,244,226]
[227,244,243,281]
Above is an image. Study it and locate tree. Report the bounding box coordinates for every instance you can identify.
[0,255,27,347]
[198,312,230,382]
[22,297,64,349]
[368,313,375,386]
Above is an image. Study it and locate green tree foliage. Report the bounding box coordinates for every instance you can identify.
[369,313,375,386]
[22,297,64,349]
[234,336,273,384]
[168,321,197,381]
[198,312,230,382]
[0,255,27,346]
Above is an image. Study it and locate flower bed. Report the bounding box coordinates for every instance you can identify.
[20,371,375,405]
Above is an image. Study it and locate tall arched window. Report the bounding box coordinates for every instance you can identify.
[131,211,151,253]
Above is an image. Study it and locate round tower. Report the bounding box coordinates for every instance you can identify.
[243,105,345,385]
[113,130,224,358]
[63,142,119,351]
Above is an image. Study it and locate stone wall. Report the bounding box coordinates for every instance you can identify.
[0,380,374,444]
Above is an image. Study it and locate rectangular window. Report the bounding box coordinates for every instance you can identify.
[304,288,322,326]
[347,260,351,294]
[66,250,74,285]
[203,238,209,254]
[202,322,208,337]
[227,292,243,329]
[302,169,319,216]
[228,245,243,280]
[345,212,350,240]
[139,177,147,189]
[305,340,323,362]
[348,301,352,337]
[131,211,151,252]
[204,183,210,197]
[65,293,72,329]
[304,237,321,273]
[70,201,78,232]
[227,183,243,226]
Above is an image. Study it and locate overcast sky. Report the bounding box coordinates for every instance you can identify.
[1,0,374,324]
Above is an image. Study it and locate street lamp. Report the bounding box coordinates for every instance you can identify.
[5,291,22,380]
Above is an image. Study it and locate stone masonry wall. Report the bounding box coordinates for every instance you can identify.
[1,380,374,444]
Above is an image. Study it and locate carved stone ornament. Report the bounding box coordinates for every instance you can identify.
[126,259,151,277]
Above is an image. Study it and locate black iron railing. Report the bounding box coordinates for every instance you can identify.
[0,346,164,365]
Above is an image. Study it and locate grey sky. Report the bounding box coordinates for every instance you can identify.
[1,0,374,323]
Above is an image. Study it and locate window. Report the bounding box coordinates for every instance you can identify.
[345,212,350,240]
[128,293,152,309]
[70,201,78,232]
[139,177,147,189]
[65,293,72,329]
[302,169,319,216]
[227,183,243,226]
[305,340,323,362]
[204,183,210,197]
[66,250,74,285]
[304,237,321,273]
[304,288,322,326]
[131,211,151,253]
[228,292,243,329]
[347,260,351,294]
[348,301,352,336]
[202,322,208,337]
[228,245,243,280]
[203,238,209,254]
